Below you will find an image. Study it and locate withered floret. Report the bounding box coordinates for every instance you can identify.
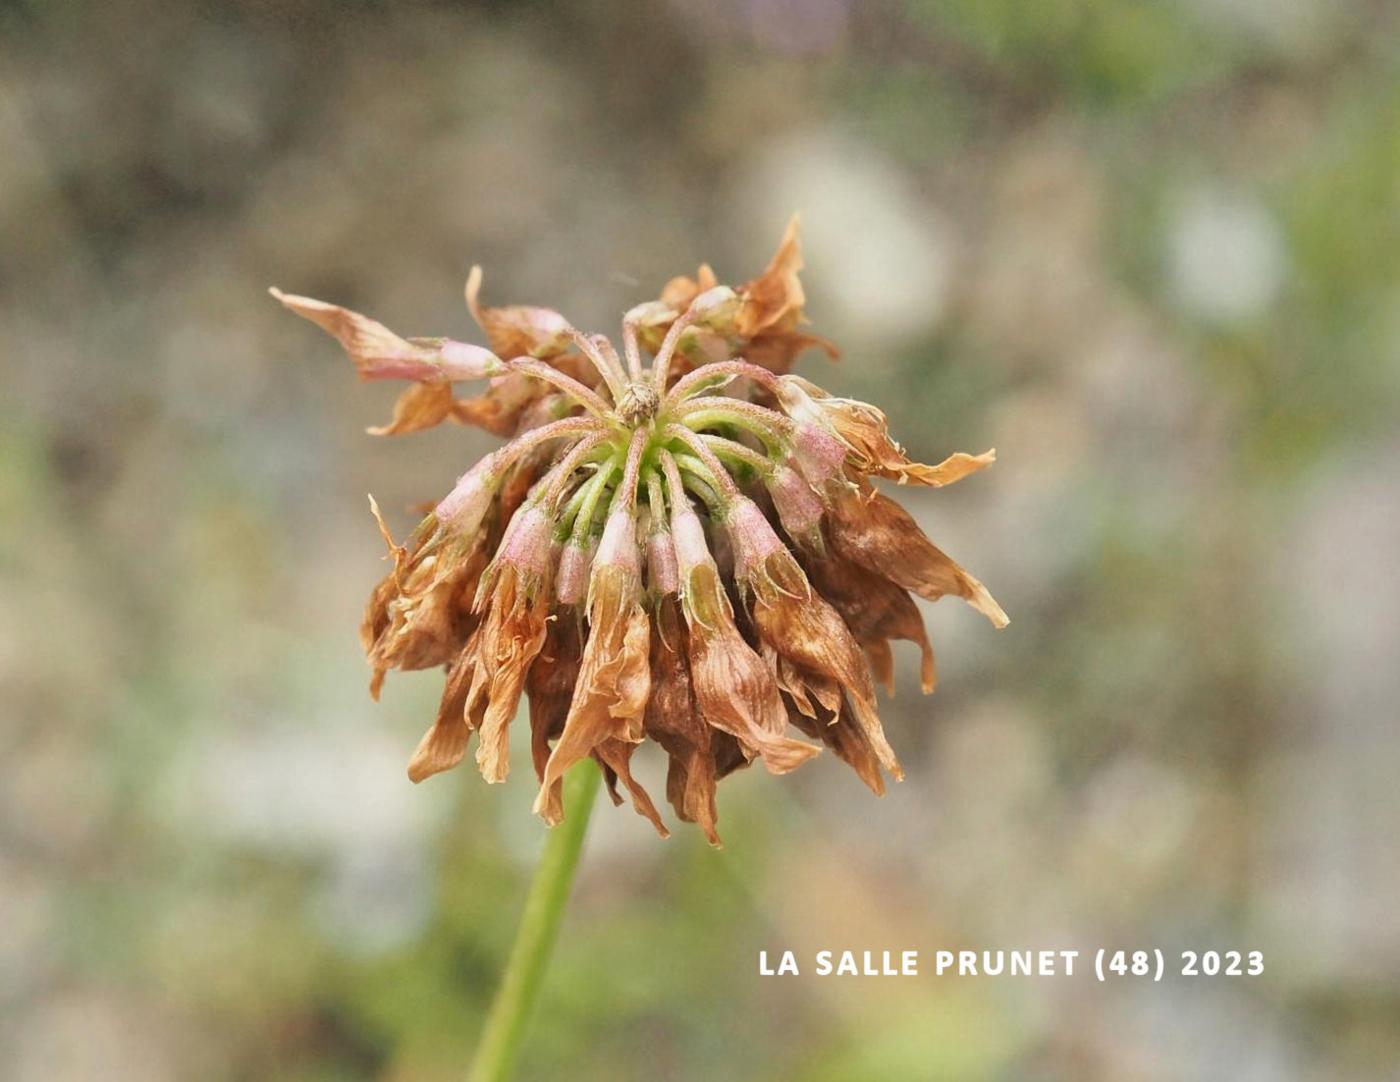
[273,217,1005,845]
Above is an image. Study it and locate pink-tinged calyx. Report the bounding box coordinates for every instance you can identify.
[497,504,555,581]
[646,529,680,596]
[669,499,713,578]
[556,540,595,606]
[595,509,640,574]
[435,453,501,535]
[725,496,787,583]
[767,465,823,542]
[789,421,848,488]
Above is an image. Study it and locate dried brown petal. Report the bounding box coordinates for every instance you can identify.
[451,373,545,437]
[361,509,489,697]
[734,217,839,373]
[659,264,718,311]
[471,564,554,783]
[407,631,485,782]
[526,615,583,825]
[751,559,902,781]
[465,266,573,360]
[368,380,456,436]
[765,644,838,717]
[644,598,720,845]
[735,216,804,339]
[786,696,886,796]
[827,487,1008,628]
[271,288,502,383]
[593,739,669,837]
[712,732,750,780]
[687,611,820,775]
[804,549,937,695]
[535,563,653,815]
[776,374,995,486]
[642,220,836,376]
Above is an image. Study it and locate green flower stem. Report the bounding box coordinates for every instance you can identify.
[567,456,620,544]
[675,405,787,453]
[468,761,603,1082]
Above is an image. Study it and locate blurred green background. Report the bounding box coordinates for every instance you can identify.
[3,1,1398,1079]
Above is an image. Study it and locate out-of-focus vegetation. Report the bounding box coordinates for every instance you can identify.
[2,1,1398,1079]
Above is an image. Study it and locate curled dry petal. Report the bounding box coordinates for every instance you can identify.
[367,381,457,436]
[768,647,841,720]
[361,506,488,698]
[271,288,502,382]
[469,563,554,784]
[630,266,721,358]
[735,217,803,337]
[643,218,836,376]
[686,610,821,775]
[396,504,559,785]
[535,511,654,819]
[660,263,719,311]
[526,616,583,825]
[786,696,887,796]
[465,266,573,360]
[407,630,485,782]
[453,347,605,438]
[666,467,819,773]
[750,559,903,781]
[892,449,996,487]
[733,217,839,372]
[777,374,996,486]
[826,487,1009,628]
[535,573,652,816]
[451,373,541,437]
[272,287,506,435]
[644,598,720,844]
[594,739,669,837]
[804,549,937,695]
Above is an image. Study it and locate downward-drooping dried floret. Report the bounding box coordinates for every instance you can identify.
[272,218,1005,844]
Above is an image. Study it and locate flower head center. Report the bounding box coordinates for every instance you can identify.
[615,380,660,426]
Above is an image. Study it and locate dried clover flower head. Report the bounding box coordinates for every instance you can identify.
[272,217,1006,844]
